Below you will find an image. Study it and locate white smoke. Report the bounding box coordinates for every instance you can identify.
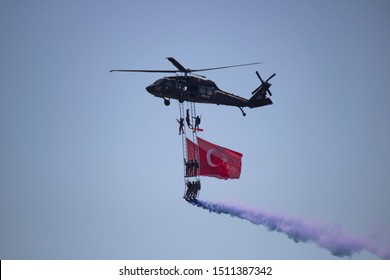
[190,199,390,259]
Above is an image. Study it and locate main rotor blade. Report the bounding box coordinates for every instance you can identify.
[166,57,187,72]
[109,69,178,73]
[192,61,262,72]
[111,59,263,74]
[266,73,276,82]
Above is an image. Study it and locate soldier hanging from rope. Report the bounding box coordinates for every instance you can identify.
[184,158,191,177]
[184,181,193,199]
[188,159,194,176]
[193,158,199,176]
[193,115,201,130]
[176,117,185,135]
[194,180,201,198]
[185,109,193,129]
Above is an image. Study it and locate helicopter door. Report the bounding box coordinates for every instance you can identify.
[188,84,197,97]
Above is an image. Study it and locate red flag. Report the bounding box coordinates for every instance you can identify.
[186,137,242,180]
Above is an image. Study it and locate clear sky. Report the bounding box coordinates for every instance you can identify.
[1,0,390,259]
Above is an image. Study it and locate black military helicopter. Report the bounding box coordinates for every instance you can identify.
[110,57,275,116]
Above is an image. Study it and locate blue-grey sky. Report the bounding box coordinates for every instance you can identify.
[1,0,390,259]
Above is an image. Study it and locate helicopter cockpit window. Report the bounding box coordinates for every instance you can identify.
[199,86,213,96]
[154,79,164,86]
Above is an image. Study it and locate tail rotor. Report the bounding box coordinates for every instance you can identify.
[252,71,275,97]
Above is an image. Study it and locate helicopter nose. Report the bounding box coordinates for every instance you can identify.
[146,85,154,94]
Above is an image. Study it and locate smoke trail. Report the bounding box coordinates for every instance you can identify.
[190,199,390,259]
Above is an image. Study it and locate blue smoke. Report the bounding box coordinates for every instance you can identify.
[190,199,390,259]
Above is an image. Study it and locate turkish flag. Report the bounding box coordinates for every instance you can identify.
[186,137,242,180]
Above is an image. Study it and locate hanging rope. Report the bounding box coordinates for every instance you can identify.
[180,101,201,199]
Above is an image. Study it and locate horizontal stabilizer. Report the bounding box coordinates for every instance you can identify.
[248,96,273,108]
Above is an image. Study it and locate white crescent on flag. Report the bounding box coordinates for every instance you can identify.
[206,149,220,167]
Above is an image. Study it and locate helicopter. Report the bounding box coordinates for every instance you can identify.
[110,57,275,116]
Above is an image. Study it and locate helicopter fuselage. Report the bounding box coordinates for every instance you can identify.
[146,75,270,109]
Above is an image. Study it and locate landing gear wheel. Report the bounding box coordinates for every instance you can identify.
[239,107,246,116]
[164,99,170,106]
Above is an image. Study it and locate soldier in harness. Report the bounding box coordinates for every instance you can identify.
[176,117,185,135]
[193,115,201,130]
[185,109,193,129]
